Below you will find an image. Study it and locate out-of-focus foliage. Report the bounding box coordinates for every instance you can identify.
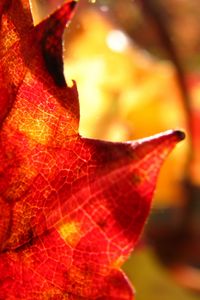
[123,247,200,300]
[188,75,200,185]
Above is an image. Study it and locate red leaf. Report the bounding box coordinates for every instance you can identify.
[0,0,185,299]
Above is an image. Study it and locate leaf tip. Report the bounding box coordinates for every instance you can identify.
[173,129,186,142]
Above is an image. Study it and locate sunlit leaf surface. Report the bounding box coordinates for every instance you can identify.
[0,0,185,298]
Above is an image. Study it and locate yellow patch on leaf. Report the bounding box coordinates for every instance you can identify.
[112,255,126,269]
[58,221,81,247]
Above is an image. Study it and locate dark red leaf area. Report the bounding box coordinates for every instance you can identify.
[0,131,183,299]
[0,0,185,299]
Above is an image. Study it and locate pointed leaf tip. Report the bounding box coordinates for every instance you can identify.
[173,129,186,141]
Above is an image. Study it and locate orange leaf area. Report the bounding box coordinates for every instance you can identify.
[0,0,185,299]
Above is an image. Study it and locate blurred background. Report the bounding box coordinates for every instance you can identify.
[32,0,200,299]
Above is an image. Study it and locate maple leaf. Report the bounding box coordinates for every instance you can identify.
[0,0,185,299]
